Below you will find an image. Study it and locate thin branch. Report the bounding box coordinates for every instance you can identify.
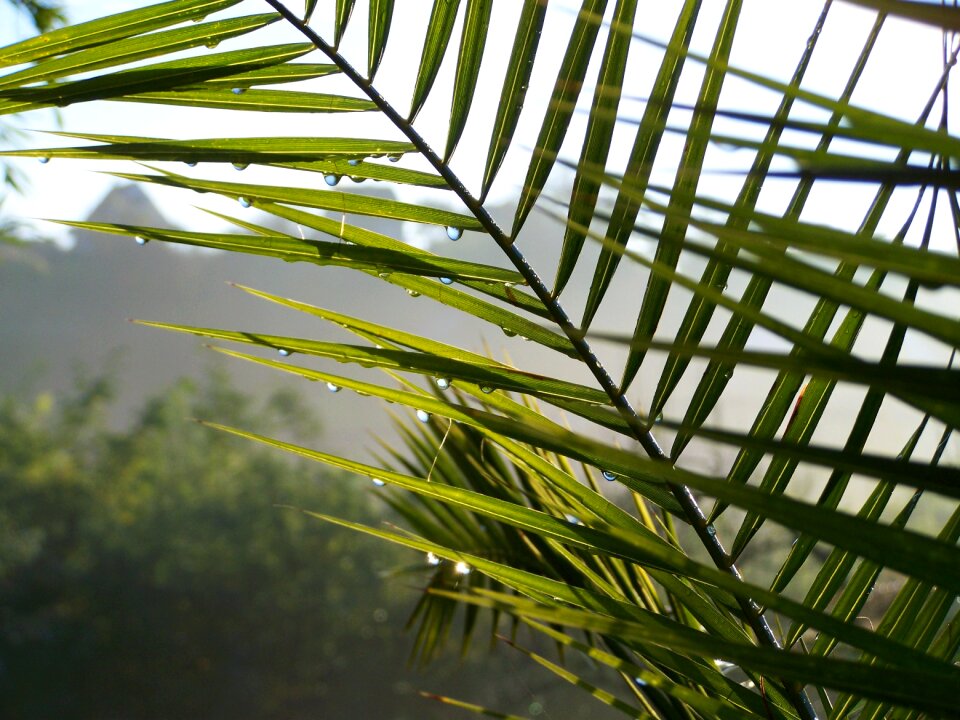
[260,2,817,718]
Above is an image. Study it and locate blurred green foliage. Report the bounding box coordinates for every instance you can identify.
[0,371,410,719]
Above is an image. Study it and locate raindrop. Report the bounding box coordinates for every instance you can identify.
[564,514,581,525]
[324,173,341,187]
[454,561,471,576]
[371,477,386,487]
[278,348,293,357]
[238,196,252,208]
[445,226,463,241]
[185,161,197,167]
[436,378,451,390]
[205,39,219,49]
[426,552,440,566]
[705,524,717,538]
[387,153,402,163]
[231,87,246,95]
[653,412,664,424]
[135,236,148,246]
[232,162,248,171]
[416,409,430,423]
[326,382,341,393]
[350,176,366,183]
[601,470,617,482]
[633,677,648,688]
[347,159,361,166]
[439,277,453,285]
[501,326,517,338]
[479,385,494,394]
[406,289,421,298]
[38,156,50,164]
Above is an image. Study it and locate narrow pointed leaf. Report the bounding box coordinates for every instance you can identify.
[512,0,608,235]
[409,0,462,123]
[554,0,638,297]
[480,0,547,201]
[107,170,481,230]
[134,320,607,405]
[55,220,521,283]
[0,0,242,69]
[0,14,281,91]
[444,0,492,162]
[367,0,394,79]
[334,0,356,46]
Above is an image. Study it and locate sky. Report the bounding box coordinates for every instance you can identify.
[0,0,953,252]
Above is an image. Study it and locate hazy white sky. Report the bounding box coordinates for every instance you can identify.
[0,1,952,250]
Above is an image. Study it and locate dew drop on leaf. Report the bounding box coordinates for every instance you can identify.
[326,382,341,393]
[440,277,453,285]
[426,552,440,566]
[454,561,471,576]
[135,236,148,246]
[436,378,451,389]
[277,348,291,357]
[416,409,430,423]
[601,470,617,482]
[371,477,386,487]
[231,87,246,95]
[324,174,341,186]
[445,226,463,241]
[238,196,252,208]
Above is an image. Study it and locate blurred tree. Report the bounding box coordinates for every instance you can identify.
[0,371,410,719]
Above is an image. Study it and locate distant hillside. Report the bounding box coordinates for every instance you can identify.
[2,182,953,470]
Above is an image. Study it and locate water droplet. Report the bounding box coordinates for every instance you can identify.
[205,39,219,49]
[445,226,463,241]
[416,409,430,423]
[231,87,246,95]
[633,677,648,688]
[406,289,421,298]
[324,173,341,187]
[426,552,440,566]
[326,382,341,393]
[501,326,517,338]
[601,470,617,482]
[480,385,494,394]
[371,477,386,487]
[653,412,664,424]
[185,161,197,167]
[350,176,366,183]
[278,348,291,357]
[564,514,581,525]
[454,561,471,576]
[387,153,402,163]
[436,378,450,390]
[347,159,361,166]
[439,277,453,285]
[232,162,248,171]
[238,196,252,208]
[38,156,50,164]
[705,524,717,538]
[135,236,148,246]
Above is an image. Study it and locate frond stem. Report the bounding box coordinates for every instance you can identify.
[262,3,816,717]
